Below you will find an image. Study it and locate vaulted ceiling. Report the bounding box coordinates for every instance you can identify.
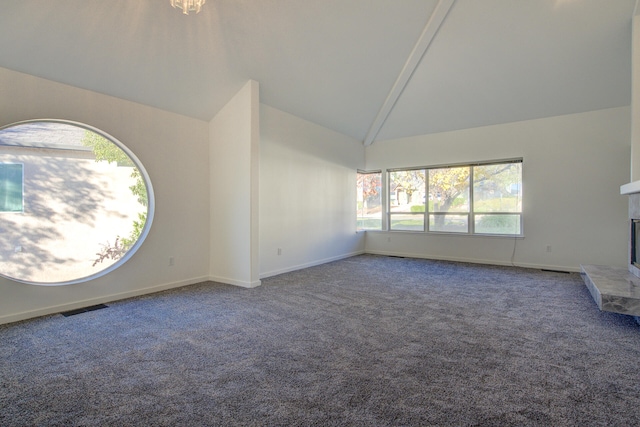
[0,0,634,144]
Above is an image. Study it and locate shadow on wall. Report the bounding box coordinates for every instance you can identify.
[0,145,142,284]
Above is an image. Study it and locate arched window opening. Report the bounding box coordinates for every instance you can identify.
[0,120,154,285]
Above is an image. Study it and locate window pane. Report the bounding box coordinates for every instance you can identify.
[389,170,425,213]
[0,164,23,212]
[390,214,425,231]
[429,214,468,233]
[357,172,382,230]
[475,214,521,235]
[429,167,469,213]
[0,121,153,285]
[473,163,522,212]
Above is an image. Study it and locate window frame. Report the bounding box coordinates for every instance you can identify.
[386,158,523,237]
[388,168,426,232]
[0,162,24,213]
[0,119,156,286]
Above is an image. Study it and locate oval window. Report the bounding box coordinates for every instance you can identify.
[0,120,154,285]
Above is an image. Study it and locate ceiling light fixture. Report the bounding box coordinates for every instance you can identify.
[171,0,206,15]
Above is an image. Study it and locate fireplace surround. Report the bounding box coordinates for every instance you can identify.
[628,191,640,279]
[580,183,640,321]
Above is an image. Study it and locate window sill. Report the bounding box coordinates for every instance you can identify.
[362,229,525,239]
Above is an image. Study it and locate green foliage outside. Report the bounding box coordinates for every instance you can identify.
[82,131,134,166]
[82,131,148,264]
[120,212,147,247]
[429,167,469,214]
[390,220,424,231]
[473,197,519,212]
[82,131,148,207]
[475,215,520,235]
[357,218,382,230]
[387,214,519,234]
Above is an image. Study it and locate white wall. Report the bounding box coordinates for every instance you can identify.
[0,65,628,324]
[259,104,365,277]
[632,10,640,182]
[365,107,631,271]
[209,80,260,287]
[0,70,365,324]
[0,67,211,324]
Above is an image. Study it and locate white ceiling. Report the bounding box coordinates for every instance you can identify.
[0,0,634,144]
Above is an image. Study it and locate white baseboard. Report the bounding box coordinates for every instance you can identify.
[0,276,211,326]
[260,250,365,279]
[363,250,580,273]
[208,275,262,288]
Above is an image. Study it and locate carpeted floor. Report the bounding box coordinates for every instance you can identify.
[1,254,639,426]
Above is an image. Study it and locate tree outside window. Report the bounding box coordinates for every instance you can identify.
[357,171,382,230]
[384,160,522,235]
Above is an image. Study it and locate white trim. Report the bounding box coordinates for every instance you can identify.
[386,157,523,173]
[260,250,365,279]
[0,162,24,213]
[0,276,210,326]
[364,250,579,272]
[386,161,523,236]
[208,275,262,288]
[621,180,640,195]
[366,229,525,239]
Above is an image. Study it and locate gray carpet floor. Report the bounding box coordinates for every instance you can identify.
[1,254,639,426]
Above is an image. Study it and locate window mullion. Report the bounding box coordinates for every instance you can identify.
[423,169,427,232]
[469,166,474,234]
[382,170,389,231]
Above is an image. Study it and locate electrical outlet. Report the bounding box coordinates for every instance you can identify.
[169,256,175,266]
[546,245,552,253]
[277,248,282,256]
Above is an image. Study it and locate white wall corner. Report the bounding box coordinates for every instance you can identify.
[209,275,262,289]
[249,80,261,286]
[209,79,261,287]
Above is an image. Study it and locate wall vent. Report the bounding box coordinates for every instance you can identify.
[541,269,570,274]
[61,304,108,317]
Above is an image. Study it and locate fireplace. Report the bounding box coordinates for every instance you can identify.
[632,219,640,270]
[580,186,640,321]
[628,193,640,280]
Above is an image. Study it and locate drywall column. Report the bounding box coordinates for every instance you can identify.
[632,5,640,182]
[209,80,261,287]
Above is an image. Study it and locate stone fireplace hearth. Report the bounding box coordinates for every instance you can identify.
[581,265,640,316]
[580,182,640,320]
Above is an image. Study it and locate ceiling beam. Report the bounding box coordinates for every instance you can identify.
[363,0,456,146]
